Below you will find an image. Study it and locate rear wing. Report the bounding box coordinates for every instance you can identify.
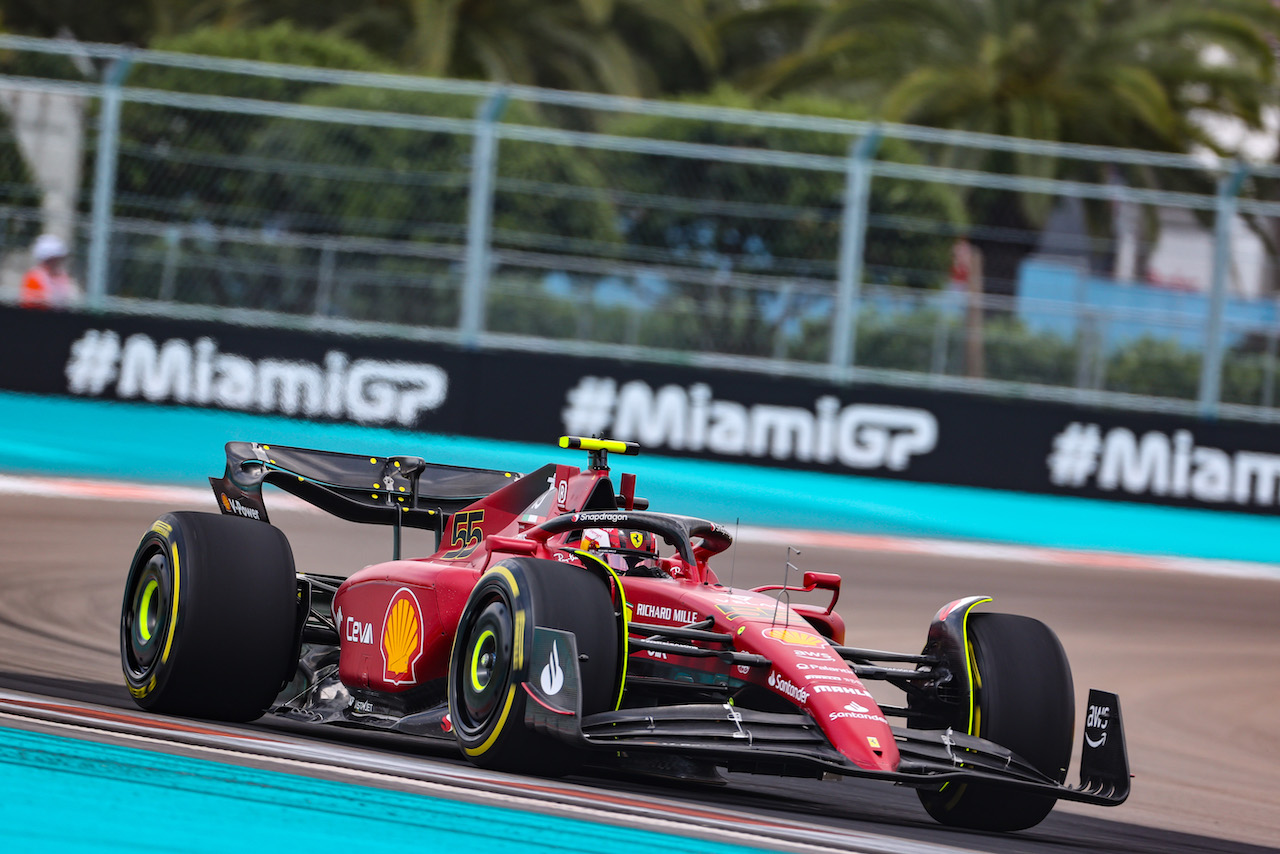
[209,441,521,540]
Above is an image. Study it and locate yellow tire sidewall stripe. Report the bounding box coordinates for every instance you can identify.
[160,542,181,664]
[463,685,516,757]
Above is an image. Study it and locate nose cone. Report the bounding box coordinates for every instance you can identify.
[815,692,900,771]
[721,610,900,772]
[761,659,899,771]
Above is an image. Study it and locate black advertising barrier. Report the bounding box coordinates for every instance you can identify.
[4,305,1280,515]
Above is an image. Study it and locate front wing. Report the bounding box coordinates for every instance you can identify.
[525,629,1129,806]
[275,628,1128,807]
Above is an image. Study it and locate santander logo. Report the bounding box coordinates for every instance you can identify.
[767,670,810,704]
[828,697,888,724]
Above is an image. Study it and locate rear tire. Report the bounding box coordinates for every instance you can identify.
[917,613,1074,832]
[120,512,298,722]
[448,558,622,773]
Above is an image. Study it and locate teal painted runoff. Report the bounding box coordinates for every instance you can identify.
[0,724,760,853]
[1,390,1278,563]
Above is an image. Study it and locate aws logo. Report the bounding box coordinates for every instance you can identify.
[382,588,425,685]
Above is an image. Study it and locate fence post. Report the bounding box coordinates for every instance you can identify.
[85,54,132,308]
[459,90,507,345]
[314,242,336,317]
[1197,162,1248,417]
[831,130,881,379]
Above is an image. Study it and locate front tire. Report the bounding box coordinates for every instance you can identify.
[918,613,1075,832]
[120,512,298,722]
[448,558,622,773]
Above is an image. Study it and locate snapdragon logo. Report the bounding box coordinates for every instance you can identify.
[1048,423,1280,507]
[562,377,937,471]
[64,330,447,427]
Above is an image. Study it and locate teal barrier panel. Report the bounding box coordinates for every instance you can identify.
[0,724,761,853]
[1,390,1278,564]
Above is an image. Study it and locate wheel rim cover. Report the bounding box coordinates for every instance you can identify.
[461,600,511,727]
[125,550,169,674]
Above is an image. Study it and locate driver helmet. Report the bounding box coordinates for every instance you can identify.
[580,527,658,574]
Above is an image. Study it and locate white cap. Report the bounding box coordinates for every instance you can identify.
[32,233,69,262]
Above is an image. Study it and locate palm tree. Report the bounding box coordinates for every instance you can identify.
[390,0,719,96]
[131,0,717,97]
[722,0,1280,292]
[738,0,1280,152]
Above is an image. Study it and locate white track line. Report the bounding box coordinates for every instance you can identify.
[2,472,1277,581]
[0,689,982,854]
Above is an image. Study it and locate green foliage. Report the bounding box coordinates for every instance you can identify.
[0,110,39,251]
[604,87,963,288]
[393,0,718,96]
[76,0,720,97]
[485,274,771,354]
[145,21,392,97]
[735,0,1280,154]
[1104,336,1201,400]
[982,317,1079,386]
[244,86,618,244]
[854,308,949,372]
[720,0,1280,296]
[115,23,389,225]
[596,88,963,354]
[786,308,1080,384]
[113,22,618,243]
[1103,335,1280,405]
[0,0,158,45]
[102,23,619,316]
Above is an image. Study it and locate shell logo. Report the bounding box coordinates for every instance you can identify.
[763,626,823,646]
[381,587,425,685]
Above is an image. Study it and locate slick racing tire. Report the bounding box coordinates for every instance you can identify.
[120,512,298,722]
[448,557,622,774]
[918,613,1074,832]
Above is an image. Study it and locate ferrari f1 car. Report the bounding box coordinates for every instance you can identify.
[121,437,1129,832]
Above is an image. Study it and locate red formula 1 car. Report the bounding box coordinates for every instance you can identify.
[120,437,1129,832]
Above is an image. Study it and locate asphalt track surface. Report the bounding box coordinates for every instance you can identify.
[2,491,1278,853]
